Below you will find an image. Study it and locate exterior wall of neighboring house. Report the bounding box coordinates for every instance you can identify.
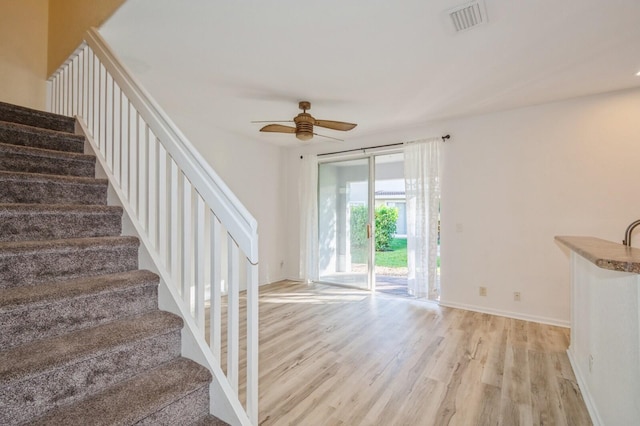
[0,0,49,109]
[286,87,640,326]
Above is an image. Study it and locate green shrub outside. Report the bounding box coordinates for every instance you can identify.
[349,205,368,249]
[374,205,398,251]
[349,205,398,252]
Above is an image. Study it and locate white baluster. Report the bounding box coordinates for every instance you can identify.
[128,106,138,214]
[158,145,169,263]
[120,97,130,198]
[181,175,193,305]
[194,194,206,330]
[170,159,180,281]
[138,116,148,228]
[106,75,114,170]
[112,84,121,184]
[210,211,222,361]
[227,237,240,393]
[100,63,106,154]
[64,64,69,115]
[82,48,88,120]
[147,129,158,249]
[88,51,94,134]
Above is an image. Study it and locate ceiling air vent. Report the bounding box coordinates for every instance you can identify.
[448,1,487,33]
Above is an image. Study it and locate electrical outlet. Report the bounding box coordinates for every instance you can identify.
[514,291,521,302]
[479,286,487,297]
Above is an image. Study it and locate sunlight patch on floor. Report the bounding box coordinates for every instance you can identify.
[261,290,368,305]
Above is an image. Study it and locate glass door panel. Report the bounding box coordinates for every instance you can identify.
[318,158,371,289]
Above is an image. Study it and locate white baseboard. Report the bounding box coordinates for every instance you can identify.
[566,348,601,426]
[438,299,570,328]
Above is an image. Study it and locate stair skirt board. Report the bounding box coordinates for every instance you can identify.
[0,102,225,425]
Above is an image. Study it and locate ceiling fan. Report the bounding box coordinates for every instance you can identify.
[253,101,357,141]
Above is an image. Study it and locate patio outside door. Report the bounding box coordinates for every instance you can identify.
[318,158,373,290]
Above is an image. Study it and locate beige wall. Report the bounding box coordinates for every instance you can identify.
[47,0,126,75]
[0,0,124,109]
[0,0,49,109]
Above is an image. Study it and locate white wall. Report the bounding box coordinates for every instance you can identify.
[439,88,640,325]
[155,109,289,286]
[285,87,640,325]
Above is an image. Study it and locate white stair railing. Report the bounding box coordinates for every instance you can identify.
[47,28,259,426]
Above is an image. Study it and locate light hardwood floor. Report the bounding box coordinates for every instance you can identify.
[213,280,591,426]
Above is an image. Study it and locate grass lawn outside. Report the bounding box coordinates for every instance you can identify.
[375,237,407,268]
[350,237,407,268]
[351,237,440,269]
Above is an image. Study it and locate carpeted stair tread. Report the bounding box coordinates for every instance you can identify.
[0,269,157,309]
[0,203,122,242]
[0,312,183,425]
[0,120,84,152]
[0,235,138,253]
[0,169,106,185]
[0,310,182,386]
[0,270,159,349]
[0,170,108,205]
[0,101,75,133]
[0,142,96,176]
[28,357,212,426]
[0,236,139,287]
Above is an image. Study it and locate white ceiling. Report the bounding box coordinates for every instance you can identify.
[101,0,640,147]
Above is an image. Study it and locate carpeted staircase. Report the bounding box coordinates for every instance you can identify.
[0,101,227,425]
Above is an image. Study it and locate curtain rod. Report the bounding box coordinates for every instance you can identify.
[308,134,450,158]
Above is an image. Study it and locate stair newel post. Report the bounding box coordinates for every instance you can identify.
[247,257,259,426]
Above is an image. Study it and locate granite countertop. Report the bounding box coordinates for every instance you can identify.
[555,236,640,274]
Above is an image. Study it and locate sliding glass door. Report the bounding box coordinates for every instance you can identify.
[318,158,372,289]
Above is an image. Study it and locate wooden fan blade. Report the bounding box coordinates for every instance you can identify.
[314,120,357,131]
[260,124,296,133]
[313,132,343,142]
[251,120,294,123]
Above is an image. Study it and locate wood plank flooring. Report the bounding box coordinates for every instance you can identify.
[210,280,591,426]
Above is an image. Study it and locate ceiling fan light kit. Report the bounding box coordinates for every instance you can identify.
[256,101,356,142]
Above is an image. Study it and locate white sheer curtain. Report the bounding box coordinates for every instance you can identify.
[299,154,319,283]
[404,138,442,299]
